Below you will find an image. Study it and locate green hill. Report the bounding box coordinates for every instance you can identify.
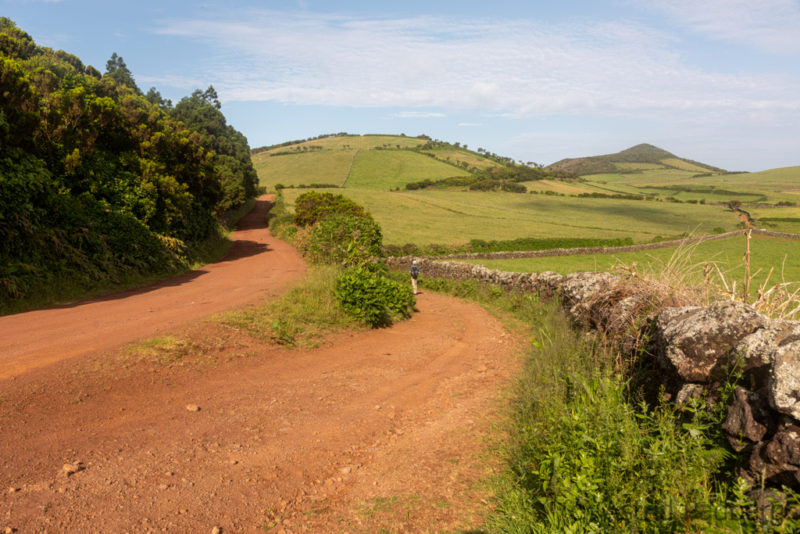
[252,133,506,190]
[546,143,725,176]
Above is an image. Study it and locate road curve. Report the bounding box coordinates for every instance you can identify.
[0,195,306,380]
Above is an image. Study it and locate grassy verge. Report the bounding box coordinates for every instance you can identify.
[418,276,800,532]
[215,265,359,348]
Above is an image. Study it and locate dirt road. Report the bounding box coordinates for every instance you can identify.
[0,196,306,380]
[0,198,524,532]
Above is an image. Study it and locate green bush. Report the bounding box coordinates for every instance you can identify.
[335,267,415,327]
[293,191,372,227]
[305,214,383,266]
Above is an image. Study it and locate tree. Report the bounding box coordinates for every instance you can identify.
[145,87,172,109]
[104,52,139,93]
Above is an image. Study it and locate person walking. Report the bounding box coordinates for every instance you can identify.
[410,259,420,295]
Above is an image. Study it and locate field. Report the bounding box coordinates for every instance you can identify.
[421,147,502,171]
[463,233,800,287]
[281,188,740,246]
[252,150,355,187]
[257,134,798,284]
[579,165,800,207]
[346,150,467,190]
[256,134,426,154]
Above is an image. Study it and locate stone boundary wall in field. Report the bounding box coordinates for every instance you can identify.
[753,229,800,240]
[429,231,745,261]
[386,256,800,490]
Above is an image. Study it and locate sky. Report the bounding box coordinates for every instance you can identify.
[3,0,800,171]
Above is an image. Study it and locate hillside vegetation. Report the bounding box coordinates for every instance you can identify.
[0,19,258,311]
[546,143,725,176]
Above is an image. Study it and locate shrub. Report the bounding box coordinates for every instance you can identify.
[305,214,383,266]
[293,191,371,227]
[335,267,415,327]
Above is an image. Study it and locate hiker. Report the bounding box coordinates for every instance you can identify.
[410,260,420,295]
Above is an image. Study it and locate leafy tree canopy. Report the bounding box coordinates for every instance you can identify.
[0,19,260,306]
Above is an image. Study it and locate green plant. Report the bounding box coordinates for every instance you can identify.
[293,190,371,227]
[335,267,415,327]
[305,214,383,266]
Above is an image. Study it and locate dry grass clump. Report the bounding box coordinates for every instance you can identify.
[607,231,800,322]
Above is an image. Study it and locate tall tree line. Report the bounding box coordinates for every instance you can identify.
[0,18,258,304]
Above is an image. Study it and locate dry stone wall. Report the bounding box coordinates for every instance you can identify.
[386,256,800,489]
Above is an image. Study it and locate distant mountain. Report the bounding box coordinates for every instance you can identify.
[545,143,725,176]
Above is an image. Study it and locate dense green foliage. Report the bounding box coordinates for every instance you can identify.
[170,86,258,211]
[335,266,414,327]
[419,277,800,532]
[0,18,257,308]
[305,214,383,266]
[292,190,372,227]
[269,189,415,327]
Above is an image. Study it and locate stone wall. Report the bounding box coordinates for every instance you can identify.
[386,256,800,489]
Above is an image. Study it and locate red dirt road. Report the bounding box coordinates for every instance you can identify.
[0,196,306,380]
[0,198,524,532]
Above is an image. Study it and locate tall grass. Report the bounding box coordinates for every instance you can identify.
[419,277,800,532]
[215,265,358,347]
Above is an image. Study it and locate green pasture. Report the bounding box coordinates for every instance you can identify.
[253,150,354,187]
[421,148,500,171]
[345,150,467,190]
[613,162,665,171]
[463,233,800,287]
[522,179,601,195]
[281,188,740,246]
[581,166,800,205]
[659,157,712,173]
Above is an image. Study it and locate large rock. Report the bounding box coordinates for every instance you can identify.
[722,387,769,451]
[653,300,766,383]
[769,339,800,420]
[765,424,800,467]
[560,272,616,325]
[734,320,800,387]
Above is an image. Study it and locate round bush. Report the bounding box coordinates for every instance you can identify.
[306,214,382,266]
[335,267,415,327]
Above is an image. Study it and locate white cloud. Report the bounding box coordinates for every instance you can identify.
[393,111,446,118]
[633,0,800,54]
[152,10,800,125]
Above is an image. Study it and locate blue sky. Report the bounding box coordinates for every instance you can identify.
[4,0,800,171]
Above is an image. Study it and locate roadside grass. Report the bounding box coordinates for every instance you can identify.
[463,233,800,293]
[214,265,359,348]
[419,277,800,532]
[346,150,467,190]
